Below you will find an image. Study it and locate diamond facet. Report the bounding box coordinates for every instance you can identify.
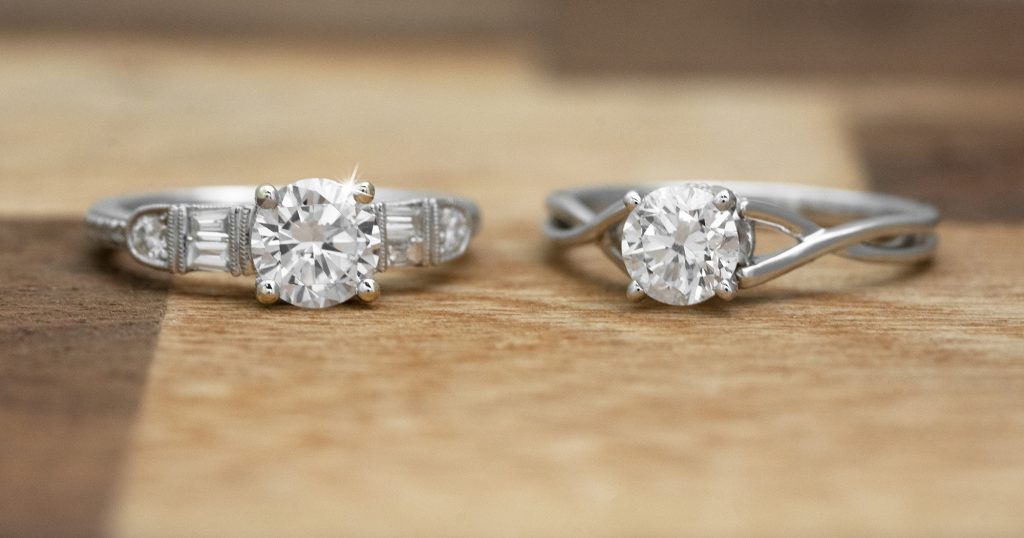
[250,178,381,308]
[621,184,753,306]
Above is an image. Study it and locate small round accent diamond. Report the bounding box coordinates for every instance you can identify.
[250,178,381,308]
[438,206,471,262]
[621,184,753,305]
[129,214,168,263]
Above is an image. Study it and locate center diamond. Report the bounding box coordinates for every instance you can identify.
[251,178,381,308]
[621,184,753,306]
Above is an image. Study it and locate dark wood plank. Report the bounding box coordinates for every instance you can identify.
[857,121,1024,221]
[546,0,1024,76]
[0,221,168,537]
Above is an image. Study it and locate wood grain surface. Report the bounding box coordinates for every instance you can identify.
[0,222,168,537]
[1,32,1022,536]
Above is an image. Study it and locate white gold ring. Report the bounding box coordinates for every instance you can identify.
[545,182,939,306]
[87,177,481,308]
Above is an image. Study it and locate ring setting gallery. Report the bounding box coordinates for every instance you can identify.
[87,177,481,308]
[545,182,939,306]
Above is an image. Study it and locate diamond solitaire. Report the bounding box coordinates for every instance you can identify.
[621,185,753,306]
[251,178,381,309]
[544,182,938,306]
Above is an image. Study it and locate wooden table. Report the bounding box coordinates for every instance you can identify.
[2,32,1023,536]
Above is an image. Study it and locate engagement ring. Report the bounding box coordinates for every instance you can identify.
[88,177,481,308]
[545,182,938,306]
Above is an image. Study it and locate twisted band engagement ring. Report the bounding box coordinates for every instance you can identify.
[88,177,481,308]
[545,182,938,306]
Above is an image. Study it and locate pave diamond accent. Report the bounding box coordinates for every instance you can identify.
[250,178,381,308]
[621,184,753,306]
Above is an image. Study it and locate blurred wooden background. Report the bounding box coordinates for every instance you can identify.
[1,1,1022,536]
[4,0,1024,75]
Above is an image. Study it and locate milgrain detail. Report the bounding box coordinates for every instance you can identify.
[226,205,255,277]
[374,202,389,273]
[237,206,255,275]
[166,204,189,275]
[426,198,440,267]
[225,206,240,276]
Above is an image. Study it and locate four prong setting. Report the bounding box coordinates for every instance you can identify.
[250,178,382,309]
[620,184,752,306]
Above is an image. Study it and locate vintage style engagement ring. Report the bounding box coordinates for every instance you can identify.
[88,177,480,308]
[545,182,938,306]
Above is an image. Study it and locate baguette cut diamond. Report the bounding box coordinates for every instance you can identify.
[383,202,426,267]
[621,184,752,305]
[250,178,380,308]
[186,208,231,271]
